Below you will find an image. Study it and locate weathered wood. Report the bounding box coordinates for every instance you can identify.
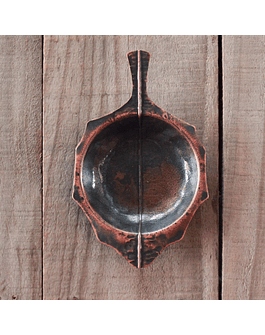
[43,35,219,299]
[0,36,43,299]
[223,36,265,299]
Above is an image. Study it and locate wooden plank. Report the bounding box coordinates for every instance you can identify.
[223,36,265,299]
[0,36,43,299]
[43,35,219,299]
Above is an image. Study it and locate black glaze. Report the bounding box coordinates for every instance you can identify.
[82,114,199,234]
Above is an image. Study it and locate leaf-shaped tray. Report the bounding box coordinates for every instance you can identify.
[73,50,208,268]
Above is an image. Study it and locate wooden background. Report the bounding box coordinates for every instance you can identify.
[0,35,263,299]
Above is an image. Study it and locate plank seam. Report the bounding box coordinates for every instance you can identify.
[218,35,223,300]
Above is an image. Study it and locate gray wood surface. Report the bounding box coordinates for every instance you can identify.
[223,35,265,299]
[3,35,265,300]
[0,36,43,299]
[43,35,219,299]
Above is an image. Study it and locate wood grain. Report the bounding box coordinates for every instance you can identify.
[223,36,265,299]
[43,35,219,299]
[0,36,43,299]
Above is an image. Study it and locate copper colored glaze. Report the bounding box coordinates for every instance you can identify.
[73,50,209,268]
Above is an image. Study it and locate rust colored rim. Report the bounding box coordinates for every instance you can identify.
[73,50,208,268]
